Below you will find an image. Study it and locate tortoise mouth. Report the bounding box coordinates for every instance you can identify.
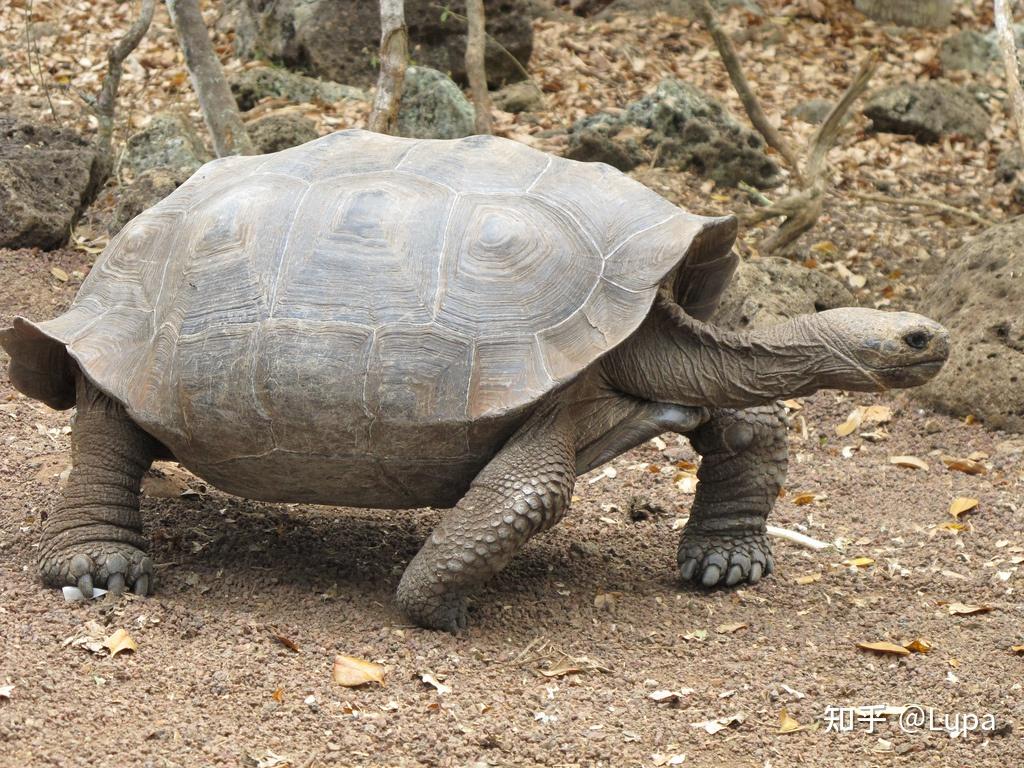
[869,358,946,386]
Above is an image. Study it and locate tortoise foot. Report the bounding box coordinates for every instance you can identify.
[40,543,153,597]
[395,577,469,634]
[677,528,774,588]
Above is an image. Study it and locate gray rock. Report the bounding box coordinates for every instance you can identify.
[247,113,319,154]
[396,67,475,140]
[492,81,544,113]
[119,112,210,178]
[786,98,833,125]
[598,0,763,18]
[915,220,1024,432]
[229,66,366,112]
[225,0,533,88]
[566,80,781,189]
[854,0,951,28]
[109,167,191,235]
[996,147,1024,183]
[0,115,100,250]
[864,82,988,143]
[940,24,1024,74]
[711,257,855,331]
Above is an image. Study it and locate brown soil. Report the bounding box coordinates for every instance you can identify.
[2,1,1024,766]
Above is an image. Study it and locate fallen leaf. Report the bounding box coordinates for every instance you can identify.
[715,622,747,634]
[938,521,968,532]
[682,629,708,641]
[649,688,695,703]
[889,455,929,471]
[794,573,822,585]
[594,591,620,611]
[50,266,69,282]
[778,707,801,734]
[1010,645,1024,655]
[948,497,979,519]
[103,628,138,657]
[792,492,819,506]
[332,655,385,687]
[941,455,987,475]
[947,603,993,616]
[273,633,300,653]
[903,638,932,653]
[0,685,12,701]
[271,687,284,703]
[862,405,893,424]
[691,712,745,734]
[843,556,875,568]
[419,672,451,694]
[857,641,910,656]
[835,408,863,437]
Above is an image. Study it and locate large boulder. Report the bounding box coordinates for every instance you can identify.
[229,66,367,111]
[566,80,781,189]
[0,115,100,250]
[711,257,855,331]
[940,25,1024,74]
[915,221,1024,432]
[864,82,989,143]
[396,67,475,140]
[118,112,210,179]
[854,0,951,28]
[246,113,320,153]
[225,0,533,88]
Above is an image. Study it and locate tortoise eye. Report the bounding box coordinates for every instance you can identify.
[903,331,930,350]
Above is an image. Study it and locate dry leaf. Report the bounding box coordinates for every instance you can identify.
[103,628,138,657]
[778,707,801,734]
[948,497,979,519]
[835,408,863,437]
[273,633,300,653]
[843,556,875,568]
[715,622,747,634]
[862,405,893,424]
[792,492,819,506]
[947,603,993,616]
[941,456,987,475]
[1010,645,1024,655]
[889,455,929,471]
[649,688,695,703]
[857,641,910,656]
[594,591,620,610]
[419,672,451,694]
[271,687,284,703]
[50,266,69,282]
[904,638,932,653]
[794,573,822,585]
[682,629,708,641]
[332,655,385,687]
[691,712,745,734]
[0,685,12,701]
[938,521,967,532]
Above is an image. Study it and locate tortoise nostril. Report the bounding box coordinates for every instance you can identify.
[904,331,930,350]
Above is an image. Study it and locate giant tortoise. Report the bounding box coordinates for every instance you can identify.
[1,130,949,631]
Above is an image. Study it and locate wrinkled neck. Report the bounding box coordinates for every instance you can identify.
[603,295,855,408]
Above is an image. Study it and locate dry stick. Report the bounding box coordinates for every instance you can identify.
[93,0,155,183]
[369,0,409,134]
[758,53,878,254]
[465,0,493,134]
[994,0,1024,158]
[689,0,803,184]
[167,0,254,156]
[845,191,995,226]
[22,0,60,125]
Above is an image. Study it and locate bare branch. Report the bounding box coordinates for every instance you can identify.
[94,0,155,179]
[167,0,254,156]
[689,0,802,181]
[369,0,409,134]
[995,0,1024,158]
[465,0,493,134]
[846,191,995,226]
[804,52,878,181]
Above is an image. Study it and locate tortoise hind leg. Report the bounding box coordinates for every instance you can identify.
[678,404,788,587]
[396,406,576,632]
[39,371,157,596]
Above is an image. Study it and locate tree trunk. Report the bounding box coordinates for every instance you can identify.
[368,0,409,135]
[465,0,493,134]
[853,0,952,28]
[166,0,254,156]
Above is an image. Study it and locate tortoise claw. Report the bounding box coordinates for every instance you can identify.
[678,529,774,589]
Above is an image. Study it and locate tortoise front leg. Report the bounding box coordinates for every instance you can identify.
[678,404,788,587]
[396,406,576,632]
[39,372,157,596]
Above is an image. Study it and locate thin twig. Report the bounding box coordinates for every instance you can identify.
[432,4,538,88]
[689,0,802,182]
[765,525,830,551]
[369,0,409,134]
[22,0,60,125]
[845,191,995,226]
[994,0,1024,158]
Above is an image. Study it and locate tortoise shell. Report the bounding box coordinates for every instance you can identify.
[2,130,736,506]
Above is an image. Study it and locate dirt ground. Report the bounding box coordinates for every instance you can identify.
[2,1,1024,766]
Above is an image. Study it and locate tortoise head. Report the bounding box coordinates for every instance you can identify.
[808,307,949,390]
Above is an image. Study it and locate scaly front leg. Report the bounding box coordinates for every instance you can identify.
[678,404,788,587]
[39,372,157,596]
